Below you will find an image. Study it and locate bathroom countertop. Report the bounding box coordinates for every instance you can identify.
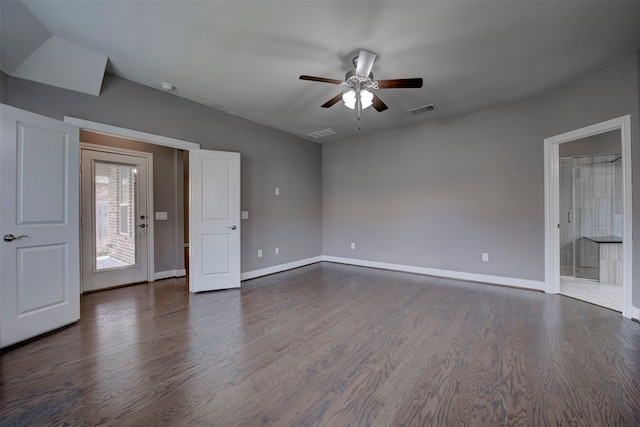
[583,236,623,244]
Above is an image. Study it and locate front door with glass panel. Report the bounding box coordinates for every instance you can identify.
[81,149,149,292]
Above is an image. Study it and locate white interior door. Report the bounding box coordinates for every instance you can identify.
[81,149,149,292]
[189,149,240,292]
[0,105,80,348]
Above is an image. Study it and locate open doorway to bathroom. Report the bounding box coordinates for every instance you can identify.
[558,130,622,311]
[545,115,633,318]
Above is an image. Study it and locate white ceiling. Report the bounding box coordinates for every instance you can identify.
[15,1,640,142]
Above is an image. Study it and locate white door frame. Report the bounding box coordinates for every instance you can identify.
[544,115,635,319]
[80,143,154,291]
[65,117,201,283]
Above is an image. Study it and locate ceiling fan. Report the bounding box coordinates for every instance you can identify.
[299,50,423,117]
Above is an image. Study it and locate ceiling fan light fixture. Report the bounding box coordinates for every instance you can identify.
[342,89,357,109]
[360,89,374,109]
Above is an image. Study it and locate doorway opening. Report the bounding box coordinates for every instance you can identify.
[558,132,622,311]
[66,117,242,294]
[544,116,633,318]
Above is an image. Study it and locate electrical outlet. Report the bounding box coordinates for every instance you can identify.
[258,249,263,258]
[351,242,356,250]
[482,253,489,262]
[275,247,279,255]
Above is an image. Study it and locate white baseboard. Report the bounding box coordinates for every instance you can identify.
[154,269,187,281]
[240,255,637,319]
[241,256,323,281]
[321,256,545,291]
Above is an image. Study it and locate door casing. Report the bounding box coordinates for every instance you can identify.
[544,115,635,319]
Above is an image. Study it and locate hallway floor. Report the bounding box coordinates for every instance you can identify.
[560,276,622,312]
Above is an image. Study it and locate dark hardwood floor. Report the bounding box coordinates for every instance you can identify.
[2,262,639,426]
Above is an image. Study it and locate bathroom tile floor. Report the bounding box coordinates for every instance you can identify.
[560,276,622,312]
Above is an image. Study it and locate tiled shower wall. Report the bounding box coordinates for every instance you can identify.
[560,153,622,277]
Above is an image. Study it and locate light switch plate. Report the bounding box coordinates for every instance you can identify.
[155,212,168,220]
[241,211,249,220]
[275,187,280,195]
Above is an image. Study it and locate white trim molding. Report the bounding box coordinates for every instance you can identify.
[155,269,187,281]
[322,256,544,291]
[241,256,323,281]
[69,118,198,288]
[544,115,634,319]
[64,117,200,150]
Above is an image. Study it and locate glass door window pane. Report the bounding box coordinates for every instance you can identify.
[94,161,136,270]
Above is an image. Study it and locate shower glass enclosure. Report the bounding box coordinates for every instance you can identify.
[559,153,623,279]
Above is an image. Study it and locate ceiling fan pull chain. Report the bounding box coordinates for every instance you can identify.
[357,95,362,130]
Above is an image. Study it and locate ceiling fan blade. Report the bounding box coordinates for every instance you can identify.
[355,50,376,77]
[371,94,388,112]
[376,78,423,89]
[299,75,343,85]
[321,93,344,108]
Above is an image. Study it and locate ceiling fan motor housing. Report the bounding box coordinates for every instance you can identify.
[345,70,374,80]
[344,70,376,89]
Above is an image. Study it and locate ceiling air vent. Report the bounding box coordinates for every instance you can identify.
[305,128,340,139]
[407,104,437,116]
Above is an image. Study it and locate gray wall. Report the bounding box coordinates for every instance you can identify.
[323,54,639,299]
[323,100,544,279]
[4,73,323,274]
[559,130,621,158]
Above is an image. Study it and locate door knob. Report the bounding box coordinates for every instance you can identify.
[137,224,147,228]
[227,225,237,230]
[4,234,29,242]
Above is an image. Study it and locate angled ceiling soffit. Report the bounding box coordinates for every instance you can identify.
[11,36,108,96]
[0,0,51,74]
[1,0,108,96]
